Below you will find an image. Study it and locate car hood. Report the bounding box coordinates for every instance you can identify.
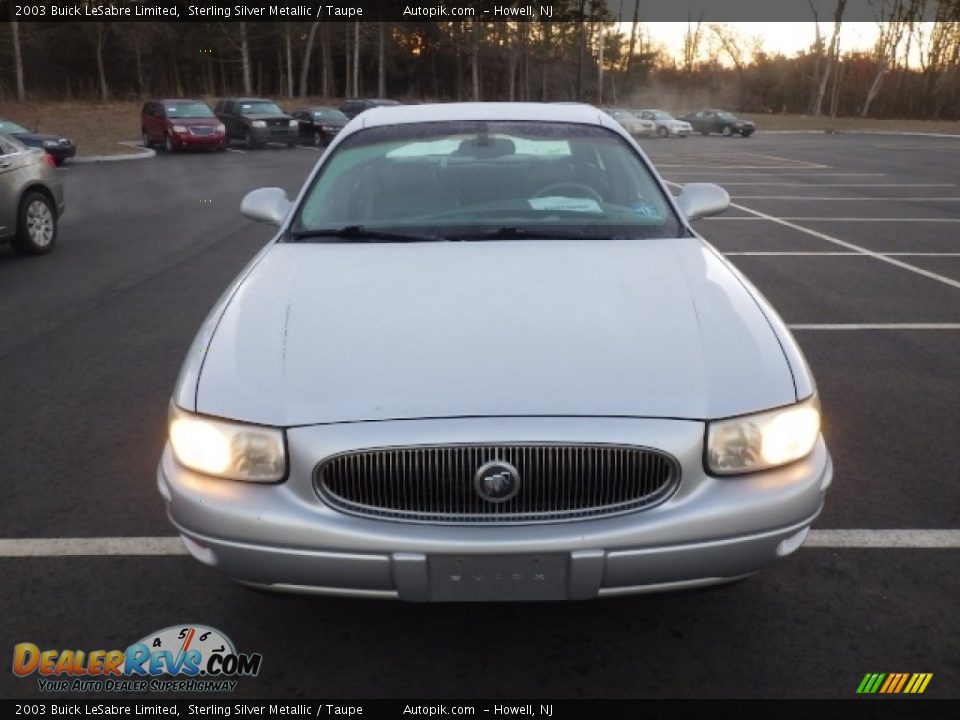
[242,113,292,121]
[195,238,796,426]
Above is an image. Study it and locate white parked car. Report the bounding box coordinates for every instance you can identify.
[602,108,657,137]
[638,109,693,138]
[158,103,831,601]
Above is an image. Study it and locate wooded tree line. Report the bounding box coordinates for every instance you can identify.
[2,0,960,119]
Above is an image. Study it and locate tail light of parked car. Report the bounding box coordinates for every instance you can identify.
[42,152,56,169]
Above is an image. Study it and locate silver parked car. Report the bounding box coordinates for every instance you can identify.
[602,108,657,137]
[638,109,693,138]
[158,103,831,600]
[0,133,64,255]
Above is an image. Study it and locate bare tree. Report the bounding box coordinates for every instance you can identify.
[378,22,386,98]
[597,23,605,104]
[861,0,920,116]
[300,21,320,97]
[682,12,705,79]
[709,24,747,73]
[471,20,481,101]
[239,22,252,95]
[352,22,360,98]
[84,22,111,101]
[285,24,294,99]
[11,20,25,101]
[812,0,848,116]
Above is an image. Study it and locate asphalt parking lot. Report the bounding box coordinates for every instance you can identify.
[1,134,957,700]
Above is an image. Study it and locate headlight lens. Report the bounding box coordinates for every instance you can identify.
[251,120,266,128]
[171,125,188,133]
[216,123,226,133]
[707,396,821,475]
[288,119,298,127]
[168,405,286,482]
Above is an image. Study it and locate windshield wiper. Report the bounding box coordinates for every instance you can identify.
[288,226,450,243]
[448,226,618,241]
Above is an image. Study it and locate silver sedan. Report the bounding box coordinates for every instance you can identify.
[158,103,831,601]
[0,133,64,255]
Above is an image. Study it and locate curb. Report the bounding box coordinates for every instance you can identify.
[758,129,960,138]
[72,142,156,163]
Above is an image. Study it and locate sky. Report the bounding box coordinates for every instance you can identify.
[629,22,911,66]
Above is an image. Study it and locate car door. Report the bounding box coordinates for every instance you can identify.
[0,135,24,239]
[216,101,235,138]
[293,110,312,139]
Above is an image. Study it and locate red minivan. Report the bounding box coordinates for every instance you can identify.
[141,99,227,152]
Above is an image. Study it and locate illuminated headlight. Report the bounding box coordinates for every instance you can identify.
[168,405,286,482]
[707,396,821,475]
[216,123,226,133]
[171,125,188,134]
[288,119,298,127]
[251,120,266,128]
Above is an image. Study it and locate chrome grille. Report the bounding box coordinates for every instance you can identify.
[315,444,679,524]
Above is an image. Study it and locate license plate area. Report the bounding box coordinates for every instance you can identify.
[428,554,568,601]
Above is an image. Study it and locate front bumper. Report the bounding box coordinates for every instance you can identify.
[170,132,226,148]
[247,126,299,144]
[158,416,832,600]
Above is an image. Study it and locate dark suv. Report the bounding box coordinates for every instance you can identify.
[214,98,298,149]
[141,99,226,152]
[338,98,401,120]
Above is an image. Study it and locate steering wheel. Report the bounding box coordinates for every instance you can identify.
[532,182,603,203]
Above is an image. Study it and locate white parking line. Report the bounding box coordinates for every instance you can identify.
[725,252,960,257]
[0,538,187,556]
[0,531,958,556]
[688,183,956,187]
[789,324,960,330]
[731,197,960,202]
[659,165,827,170]
[804,530,960,548]
[665,179,960,291]
[664,172,887,177]
[705,217,960,222]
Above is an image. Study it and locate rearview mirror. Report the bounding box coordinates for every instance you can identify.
[241,187,292,226]
[675,183,730,221]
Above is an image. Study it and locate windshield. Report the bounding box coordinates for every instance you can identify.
[0,120,29,134]
[239,102,284,115]
[165,103,215,118]
[312,109,348,122]
[290,120,681,241]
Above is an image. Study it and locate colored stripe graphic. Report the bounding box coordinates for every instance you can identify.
[858,673,932,694]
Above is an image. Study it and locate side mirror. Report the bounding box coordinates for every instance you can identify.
[241,187,292,226]
[675,183,730,220]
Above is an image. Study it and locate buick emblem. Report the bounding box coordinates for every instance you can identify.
[474,460,521,503]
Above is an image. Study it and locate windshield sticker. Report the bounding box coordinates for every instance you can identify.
[528,197,603,213]
[632,203,660,217]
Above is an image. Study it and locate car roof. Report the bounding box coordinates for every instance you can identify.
[303,106,343,112]
[152,98,206,104]
[224,97,274,103]
[353,102,617,131]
